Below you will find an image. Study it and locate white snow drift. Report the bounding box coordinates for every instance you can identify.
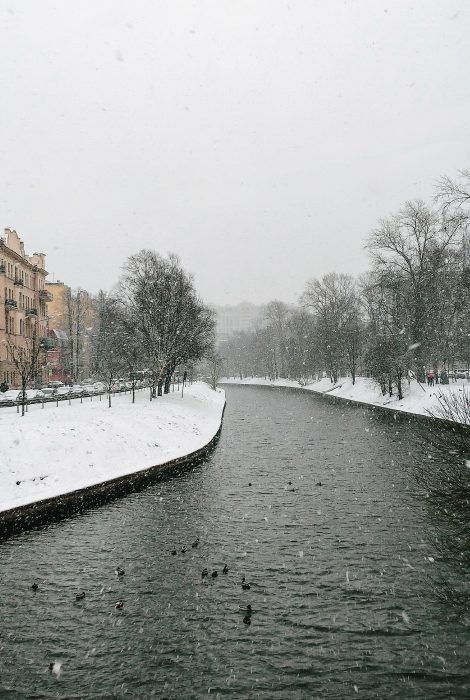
[0,383,225,514]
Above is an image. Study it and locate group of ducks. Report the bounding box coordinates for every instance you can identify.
[170,536,254,624]
[32,566,126,614]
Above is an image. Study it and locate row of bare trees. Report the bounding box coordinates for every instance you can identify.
[92,250,216,405]
[222,169,470,399]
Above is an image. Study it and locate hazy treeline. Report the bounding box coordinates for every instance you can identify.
[222,169,470,399]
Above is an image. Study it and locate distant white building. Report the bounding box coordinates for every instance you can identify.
[213,302,264,343]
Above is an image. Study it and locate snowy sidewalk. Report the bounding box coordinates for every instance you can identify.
[220,376,469,422]
[0,383,225,513]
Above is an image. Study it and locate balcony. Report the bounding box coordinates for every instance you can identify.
[40,337,55,350]
[26,307,38,316]
[14,278,24,286]
[39,289,53,302]
[5,299,18,310]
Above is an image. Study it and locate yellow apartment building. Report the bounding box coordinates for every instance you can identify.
[0,228,51,388]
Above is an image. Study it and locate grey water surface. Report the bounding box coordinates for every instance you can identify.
[0,385,468,699]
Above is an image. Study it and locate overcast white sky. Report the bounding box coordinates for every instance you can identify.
[1,1,469,305]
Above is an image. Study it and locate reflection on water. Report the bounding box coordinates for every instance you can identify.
[0,384,468,698]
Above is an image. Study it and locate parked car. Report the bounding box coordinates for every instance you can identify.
[0,390,23,405]
[48,381,65,389]
[70,385,85,396]
[56,386,71,397]
[25,389,46,403]
[88,384,103,394]
[40,387,57,399]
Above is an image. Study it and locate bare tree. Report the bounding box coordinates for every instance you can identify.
[301,272,360,384]
[6,323,46,416]
[92,292,125,407]
[65,287,92,382]
[365,199,463,380]
[264,301,290,378]
[436,168,470,218]
[119,250,215,398]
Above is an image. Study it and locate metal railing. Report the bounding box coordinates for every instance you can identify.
[0,386,150,413]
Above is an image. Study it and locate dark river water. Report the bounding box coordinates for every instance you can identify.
[0,385,468,699]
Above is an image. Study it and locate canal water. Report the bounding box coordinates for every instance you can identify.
[0,385,468,699]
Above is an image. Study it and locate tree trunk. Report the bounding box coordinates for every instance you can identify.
[396,369,403,400]
[157,379,163,396]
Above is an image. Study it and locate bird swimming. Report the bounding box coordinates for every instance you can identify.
[191,537,199,548]
[181,546,187,554]
[115,567,125,576]
[75,591,86,601]
[201,568,208,577]
[31,582,38,591]
[171,549,177,555]
[223,565,229,574]
[211,570,218,578]
[241,577,251,590]
[115,599,124,609]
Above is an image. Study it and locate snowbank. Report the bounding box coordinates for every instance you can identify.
[220,376,469,422]
[0,383,225,514]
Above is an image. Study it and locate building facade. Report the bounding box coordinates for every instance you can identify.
[213,302,263,343]
[0,228,51,388]
[45,281,96,382]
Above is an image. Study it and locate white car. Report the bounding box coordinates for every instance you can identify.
[40,387,57,398]
[56,386,72,397]
[25,390,46,402]
[0,390,23,404]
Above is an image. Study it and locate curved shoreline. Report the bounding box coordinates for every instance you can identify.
[220,379,458,426]
[0,401,226,540]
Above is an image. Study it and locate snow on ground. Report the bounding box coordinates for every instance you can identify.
[220,375,469,421]
[0,383,225,514]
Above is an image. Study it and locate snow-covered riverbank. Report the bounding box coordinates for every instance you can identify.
[220,376,469,422]
[0,383,225,514]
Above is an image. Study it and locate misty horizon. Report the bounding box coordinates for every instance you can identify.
[1,1,469,305]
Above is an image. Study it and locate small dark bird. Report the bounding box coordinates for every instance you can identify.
[289,488,295,492]
[288,481,292,485]
[115,567,125,576]
[211,570,218,578]
[241,577,251,591]
[171,549,177,556]
[48,662,54,673]
[191,537,199,548]
[222,564,229,575]
[248,482,252,486]
[31,582,39,591]
[181,546,187,554]
[75,591,86,601]
[201,568,209,577]
[316,481,322,486]
[243,615,251,625]
[115,599,124,609]
[239,604,252,612]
